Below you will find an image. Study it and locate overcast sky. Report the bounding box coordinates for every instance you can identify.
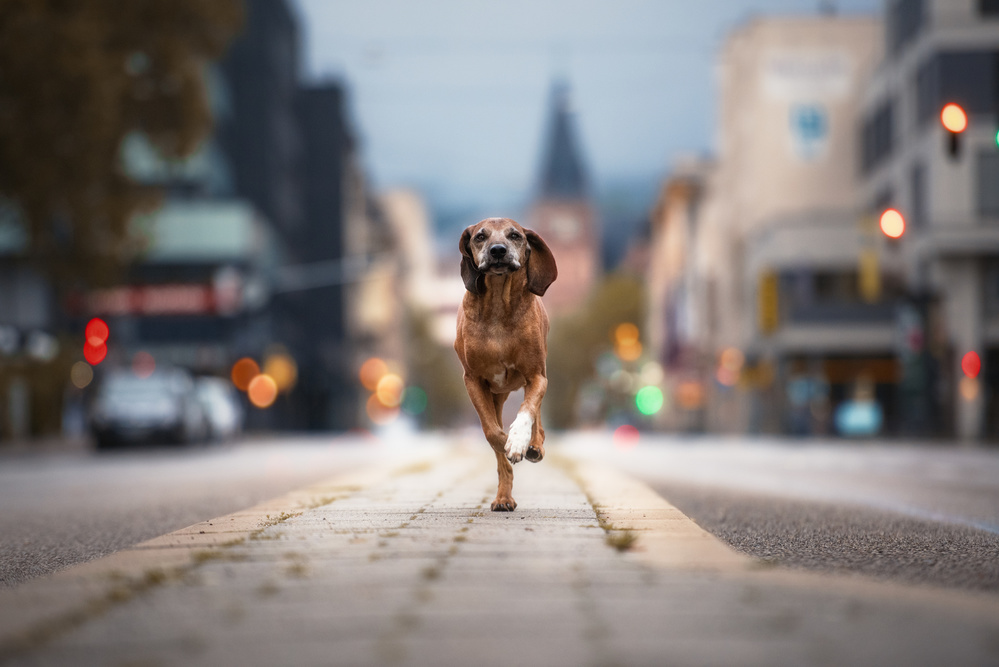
[291,0,882,219]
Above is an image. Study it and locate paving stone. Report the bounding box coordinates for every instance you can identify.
[2,443,999,667]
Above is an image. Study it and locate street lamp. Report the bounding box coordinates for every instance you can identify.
[940,103,967,160]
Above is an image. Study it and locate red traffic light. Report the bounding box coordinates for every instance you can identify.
[85,318,109,345]
[84,317,108,365]
[879,208,905,239]
[961,351,981,379]
[84,341,107,365]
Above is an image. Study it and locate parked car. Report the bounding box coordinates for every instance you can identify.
[90,367,207,449]
[195,376,244,442]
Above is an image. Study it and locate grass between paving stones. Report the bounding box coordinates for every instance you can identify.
[550,454,639,553]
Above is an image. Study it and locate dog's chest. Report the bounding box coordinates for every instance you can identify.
[463,324,528,391]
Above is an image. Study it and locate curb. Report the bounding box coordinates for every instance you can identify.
[565,455,750,571]
[563,451,999,624]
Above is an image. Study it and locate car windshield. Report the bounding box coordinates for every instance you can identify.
[99,374,175,400]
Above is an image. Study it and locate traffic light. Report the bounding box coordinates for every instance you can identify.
[879,208,905,239]
[940,103,967,160]
[84,317,108,365]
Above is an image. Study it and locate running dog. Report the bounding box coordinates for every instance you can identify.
[454,217,557,511]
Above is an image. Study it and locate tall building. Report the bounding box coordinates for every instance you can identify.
[216,0,302,244]
[210,0,379,430]
[648,15,885,435]
[529,82,599,313]
[860,0,999,439]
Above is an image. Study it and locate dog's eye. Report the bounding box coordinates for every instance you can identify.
[474,233,487,242]
[509,232,522,241]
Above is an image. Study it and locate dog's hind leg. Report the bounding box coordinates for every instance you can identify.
[463,376,516,511]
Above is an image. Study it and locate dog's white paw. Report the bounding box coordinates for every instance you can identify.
[505,412,533,464]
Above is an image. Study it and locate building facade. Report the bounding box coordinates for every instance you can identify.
[649,15,887,436]
[860,0,999,439]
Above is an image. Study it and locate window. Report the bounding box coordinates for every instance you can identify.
[861,99,895,173]
[914,51,999,127]
[888,0,925,57]
[873,187,895,213]
[978,151,999,218]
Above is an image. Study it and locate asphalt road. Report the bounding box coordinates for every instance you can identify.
[0,435,392,588]
[566,433,999,594]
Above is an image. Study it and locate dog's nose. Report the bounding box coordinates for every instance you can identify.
[489,245,508,259]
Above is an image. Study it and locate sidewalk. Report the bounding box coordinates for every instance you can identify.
[1,437,998,666]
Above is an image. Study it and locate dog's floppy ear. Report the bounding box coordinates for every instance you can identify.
[525,229,557,296]
[459,226,484,295]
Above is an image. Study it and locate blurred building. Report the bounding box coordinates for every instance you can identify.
[529,81,600,313]
[68,0,381,433]
[860,0,999,439]
[378,189,465,348]
[81,71,281,418]
[216,0,381,430]
[0,205,61,440]
[648,15,885,435]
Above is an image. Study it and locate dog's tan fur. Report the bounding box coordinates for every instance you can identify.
[454,217,557,511]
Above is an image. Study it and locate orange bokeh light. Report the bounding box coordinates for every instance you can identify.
[720,347,744,372]
[676,381,705,410]
[366,393,399,425]
[959,376,979,401]
[231,357,260,392]
[614,322,639,346]
[615,340,643,362]
[264,352,298,392]
[247,374,278,408]
[359,357,389,391]
[375,373,405,408]
[940,103,967,133]
[879,209,905,239]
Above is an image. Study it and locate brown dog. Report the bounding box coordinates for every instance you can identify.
[454,217,557,511]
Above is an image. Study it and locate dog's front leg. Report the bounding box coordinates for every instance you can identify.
[463,375,516,511]
[508,374,547,463]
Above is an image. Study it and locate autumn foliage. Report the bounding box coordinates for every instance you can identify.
[0,0,243,286]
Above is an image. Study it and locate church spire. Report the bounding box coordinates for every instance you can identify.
[538,80,588,200]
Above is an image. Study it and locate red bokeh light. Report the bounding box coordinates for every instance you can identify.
[85,318,109,346]
[612,424,640,450]
[961,351,981,379]
[83,341,107,365]
[132,351,156,378]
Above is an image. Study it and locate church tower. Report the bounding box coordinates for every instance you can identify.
[529,81,599,314]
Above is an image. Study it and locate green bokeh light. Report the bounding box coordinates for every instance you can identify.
[635,386,664,416]
[401,386,428,415]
